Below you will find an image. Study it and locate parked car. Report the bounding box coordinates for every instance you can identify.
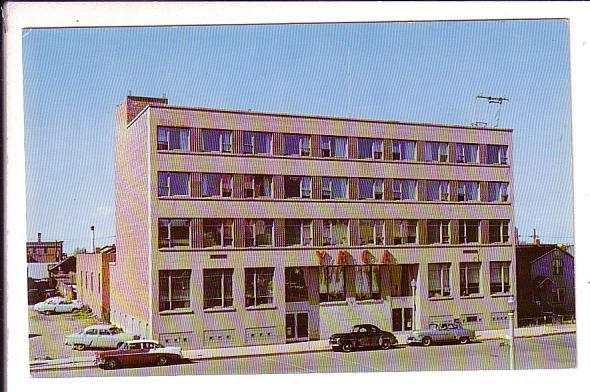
[96,339,183,370]
[329,324,398,352]
[33,297,83,314]
[65,324,139,350]
[407,321,476,346]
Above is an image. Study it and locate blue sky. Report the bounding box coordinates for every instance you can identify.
[23,20,573,253]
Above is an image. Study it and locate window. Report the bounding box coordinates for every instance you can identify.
[202,129,232,153]
[284,176,311,198]
[285,267,308,302]
[490,261,510,294]
[203,269,233,309]
[158,219,190,248]
[425,181,449,201]
[424,142,449,162]
[285,220,312,246]
[203,219,234,247]
[157,127,190,151]
[458,182,480,202]
[244,175,272,198]
[322,220,349,246]
[245,268,274,307]
[245,219,274,247]
[392,179,417,200]
[322,177,348,199]
[551,288,565,304]
[354,265,381,300]
[202,173,233,197]
[552,251,564,276]
[489,220,510,243]
[397,264,418,296]
[243,132,272,154]
[392,220,419,244]
[457,143,479,163]
[488,182,509,202]
[487,145,508,165]
[320,266,346,302]
[428,263,451,298]
[459,220,480,243]
[359,220,384,245]
[359,178,384,200]
[392,140,416,161]
[320,136,348,158]
[158,172,190,197]
[427,220,450,244]
[358,138,383,159]
[159,270,191,311]
[460,263,481,296]
[284,134,311,156]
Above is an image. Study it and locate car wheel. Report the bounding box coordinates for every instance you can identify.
[104,358,119,370]
[73,343,86,351]
[379,338,393,350]
[340,342,352,353]
[459,336,470,344]
[422,336,433,347]
[156,356,169,366]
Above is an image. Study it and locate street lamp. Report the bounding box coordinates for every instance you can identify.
[411,278,417,331]
[507,294,516,370]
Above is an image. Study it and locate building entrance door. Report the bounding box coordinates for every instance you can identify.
[392,307,413,331]
[286,312,309,342]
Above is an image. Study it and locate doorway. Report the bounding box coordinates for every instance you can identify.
[286,312,309,342]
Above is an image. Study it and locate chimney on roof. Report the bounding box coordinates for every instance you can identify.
[38,233,41,242]
[120,96,169,125]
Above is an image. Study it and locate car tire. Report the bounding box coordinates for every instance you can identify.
[459,336,470,345]
[379,338,393,350]
[341,342,352,353]
[422,337,433,347]
[104,358,119,370]
[156,356,169,366]
[73,343,86,351]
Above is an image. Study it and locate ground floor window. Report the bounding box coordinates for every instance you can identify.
[159,270,191,311]
[354,265,381,300]
[245,268,274,307]
[428,263,451,298]
[285,267,308,302]
[203,269,233,309]
[551,287,565,304]
[490,261,511,294]
[319,266,346,302]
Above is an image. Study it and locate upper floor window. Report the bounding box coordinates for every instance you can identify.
[489,220,509,244]
[202,173,233,197]
[487,145,508,165]
[284,176,311,199]
[245,267,274,307]
[202,129,232,153]
[322,177,348,199]
[358,138,383,160]
[354,265,381,301]
[428,263,451,298]
[285,219,313,247]
[424,142,449,162]
[552,251,564,276]
[322,220,349,246]
[457,143,479,163]
[285,267,308,302]
[245,219,274,247]
[488,182,509,202]
[359,220,384,246]
[158,172,190,197]
[244,175,272,198]
[243,132,272,155]
[159,269,191,311]
[392,179,417,201]
[490,261,511,294]
[158,219,190,248]
[284,134,311,156]
[203,268,233,310]
[203,219,234,248]
[427,220,450,244]
[460,263,481,296]
[425,180,449,201]
[321,136,348,158]
[158,127,190,151]
[458,182,480,202]
[359,178,384,200]
[459,220,480,244]
[392,140,416,161]
[551,287,565,304]
[394,220,418,244]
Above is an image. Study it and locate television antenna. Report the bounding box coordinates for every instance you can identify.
[471,95,509,128]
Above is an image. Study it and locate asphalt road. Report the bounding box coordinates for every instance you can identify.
[31,334,576,378]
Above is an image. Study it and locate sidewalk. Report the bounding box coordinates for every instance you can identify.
[30,323,576,372]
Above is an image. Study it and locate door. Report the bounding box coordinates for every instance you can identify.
[392,308,403,331]
[286,312,309,342]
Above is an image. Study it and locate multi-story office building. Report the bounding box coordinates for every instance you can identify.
[111,95,516,349]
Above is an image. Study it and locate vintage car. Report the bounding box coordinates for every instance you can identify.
[329,324,398,352]
[96,339,183,370]
[33,297,83,314]
[407,321,476,346]
[65,324,139,350]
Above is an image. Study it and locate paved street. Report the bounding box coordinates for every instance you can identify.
[31,333,576,378]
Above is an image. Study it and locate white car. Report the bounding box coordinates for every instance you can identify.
[65,324,139,350]
[33,297,83,314]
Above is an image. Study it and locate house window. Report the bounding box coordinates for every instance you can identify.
[203,269,233,309]
[460,263,481,296]
[490,261,511,294]
[244,175,272,198]
[320,136,348,158]
[407,220,418,244]
[359,220,384,245]
[203,219,234,248]
[488,182,509,202]
[428,263,451,298]
[285,267,308,302]
[487,145,508,165]
[551,287,565,304]
[284,134,311,156]
[459,220,480,244]
[245,267,274,307]
[359,178,384,200]
[354,265,381,301]
[457,143,479,163]
[322,220,349,246]
[458,182,480,202]
[489,220,510,243]
[158,219,191,248]
[202,173,233,197]
[159,270,191,311]
[392,140,416,161]
[245,219,274,247]
[392,179,417,200]
[427,220,450,244]
[284,176,311,198]
[358,138,383,159]
[319,266,346,302]
[285,220,313,246]
[322,177,348,199]
[552,252,563,276]
[243,132,272,154]
[158,172,190,197]
[157,127,190,151]
[424,142,449,162]
[202,129,232,153]
[425,181,449,201]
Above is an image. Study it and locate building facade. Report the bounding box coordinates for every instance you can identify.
[27,233,64,280]
[76,246,115,322]
[111,96,516,349]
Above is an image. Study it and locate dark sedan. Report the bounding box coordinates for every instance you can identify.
[329,324,398,352]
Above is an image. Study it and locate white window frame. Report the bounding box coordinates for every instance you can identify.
[158,127,190,151]
[322,220,349,246]
[552,287,565,304]
[458,182,480,202]
[427,220,450,244]
[488,145,508,165]
[459,220,480,244]
[457,143,479,164]
[321,136,348,158]
[392,179,417,201]
[459,262,481,296]
[202,129,232,153]
[285,220,313,246]
[490,262,511,294]
[245,267,275,308]
[158,172,190,197]
[203,219,234,248]
[203,268,234,310]
[159,269,191,311]
[244,175,273,198]
[392,140,416,161]
[428,263,451,298]
[322,177,348,199]
[245,219,274,247]
[243,132,272,155]
[158,219,191,248]
[359,220,384,246]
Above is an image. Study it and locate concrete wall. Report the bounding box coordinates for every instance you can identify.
[76,253,109,320]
